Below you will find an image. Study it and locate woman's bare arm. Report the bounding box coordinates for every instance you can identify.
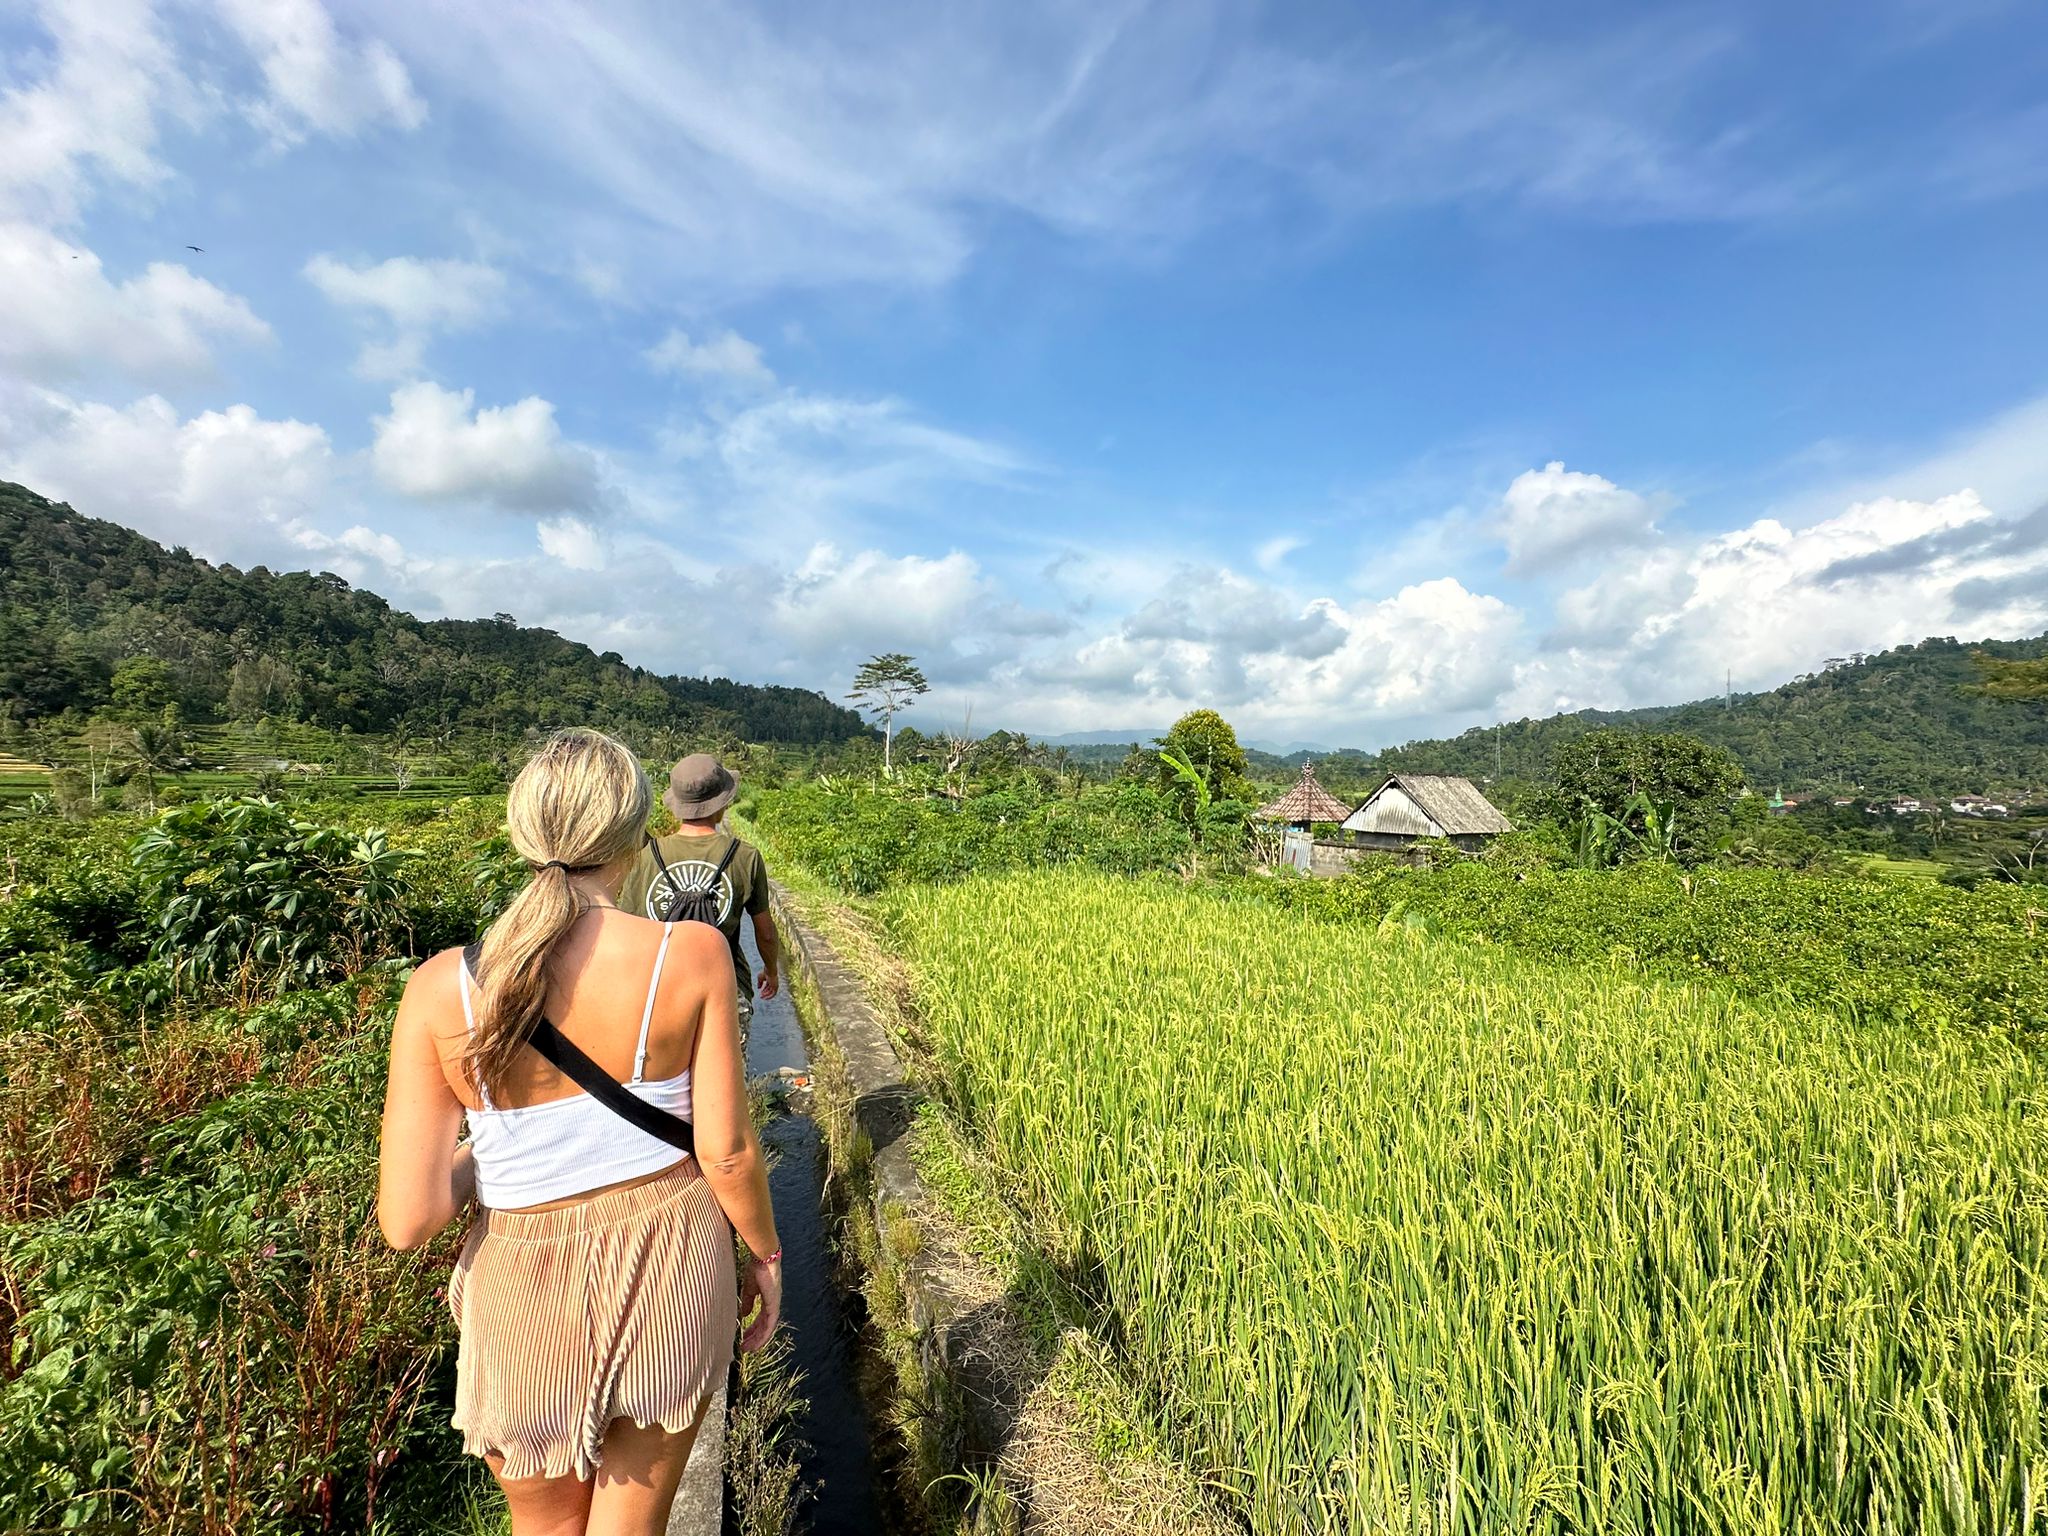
[685,925,780,1258]
[377,952,472,1250]
[683,925,784,1350]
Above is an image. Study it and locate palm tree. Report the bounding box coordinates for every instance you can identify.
[130,721,185,812]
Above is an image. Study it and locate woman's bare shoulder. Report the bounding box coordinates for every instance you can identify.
[406,946,466,987]
[668,918,729,954]
[397,947,468,1037]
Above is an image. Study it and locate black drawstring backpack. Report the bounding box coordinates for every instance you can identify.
[645,834,738,927]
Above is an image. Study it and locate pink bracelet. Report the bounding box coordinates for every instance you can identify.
[754,1249,782,1266]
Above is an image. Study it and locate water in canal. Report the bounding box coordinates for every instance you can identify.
[741,929,887,1533]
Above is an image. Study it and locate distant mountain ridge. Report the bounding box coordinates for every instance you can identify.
[1317,635,2048,798]
[1010,637,2048,797]
[0,481,869,744]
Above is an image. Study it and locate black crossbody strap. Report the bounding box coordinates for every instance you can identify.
[462,942,694,1156]
[528,1019,695,1155]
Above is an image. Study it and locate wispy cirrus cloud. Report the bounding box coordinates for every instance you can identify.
[352,0,1821,301]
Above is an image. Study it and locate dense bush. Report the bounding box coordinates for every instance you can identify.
[132,800,415,992]
[1219,859,2048,1037]
[0,799,509,1533]
[0,973,467,1534]
[751,778,1239,893]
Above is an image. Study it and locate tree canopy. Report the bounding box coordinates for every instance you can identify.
[1971,651,2048,702]
[0,481,869,744]
[847,653,930,773]
[1152,710,1255,806]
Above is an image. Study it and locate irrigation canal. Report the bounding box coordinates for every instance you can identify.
[742,930,887,1532]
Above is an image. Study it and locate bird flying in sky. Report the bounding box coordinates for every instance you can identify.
[184,245,203,252]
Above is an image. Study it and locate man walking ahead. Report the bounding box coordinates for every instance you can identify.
[622,753,780,1023]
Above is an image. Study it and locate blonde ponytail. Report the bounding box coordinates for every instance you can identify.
[467,729,651,1097]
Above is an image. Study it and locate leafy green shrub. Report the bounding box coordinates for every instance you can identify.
[0,984,460,1535]
[131,799,415,992]
[1,796,502,1533]
[752,779,1206,893]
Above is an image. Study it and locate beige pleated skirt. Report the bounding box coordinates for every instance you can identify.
[448,1160,737,1481]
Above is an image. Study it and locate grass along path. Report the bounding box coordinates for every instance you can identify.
[881,867,2048,1535]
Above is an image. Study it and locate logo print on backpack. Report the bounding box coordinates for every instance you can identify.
[646,860,735,925]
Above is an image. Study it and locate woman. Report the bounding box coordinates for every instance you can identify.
[378,729,781,1534]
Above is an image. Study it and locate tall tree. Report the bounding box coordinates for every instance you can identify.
[1541,728,1746,860]
[1154,709,1254,806]
[848,653,929,775]
[128,720,185,812]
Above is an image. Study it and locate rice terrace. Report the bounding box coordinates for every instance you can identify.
[5,4,2048,1534]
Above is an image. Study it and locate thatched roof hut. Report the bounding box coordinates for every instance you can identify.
[1340,773,1511,850]
[1255,761,1353,827]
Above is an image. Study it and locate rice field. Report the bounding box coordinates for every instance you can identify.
[884,868,2048,1535]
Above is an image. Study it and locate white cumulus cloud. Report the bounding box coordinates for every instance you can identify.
[370,381,603,512]
[1509,485,2048,718]
[537,515,605,571]
[0,389,331,563]
[1496,459,1662,573]
[0,223,272,386]
[304,253,506,379]
[0,0,188,224]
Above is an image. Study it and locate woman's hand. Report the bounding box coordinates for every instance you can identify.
[738,1253,783,1352]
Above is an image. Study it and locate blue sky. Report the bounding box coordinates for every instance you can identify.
[3,0,2046,748]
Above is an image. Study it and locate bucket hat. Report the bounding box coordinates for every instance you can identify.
[664,753,737,821]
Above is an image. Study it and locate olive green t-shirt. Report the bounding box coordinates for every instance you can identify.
[620,831,770,994]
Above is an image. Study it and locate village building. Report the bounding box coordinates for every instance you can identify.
[1254,760,1354,829]
[1950,794,2011,817]
[1340,773,1512,853]
[1255,762,1356,873]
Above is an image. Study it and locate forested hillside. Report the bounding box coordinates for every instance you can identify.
[1320,635,2048,798]
[0,482,867,743]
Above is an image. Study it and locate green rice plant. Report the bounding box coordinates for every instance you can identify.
[884,868,2048,1535]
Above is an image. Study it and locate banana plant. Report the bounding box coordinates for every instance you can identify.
[1570,790,1682,869]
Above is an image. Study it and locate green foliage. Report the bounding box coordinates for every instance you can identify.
[1539,728,1744,861]
[1220,858,2048,1037]
[891,869,2048,1534]
[131,799,415,991]
[1970,649,2048,701]
[0,974,463,1535]
[1151,710,1254,807]
[0,479,867,743]
[750,778,1210,894]
[1567,789,1681,868]
[109,655,174,713]
[0,801,512,1534]
[847,653,930,774]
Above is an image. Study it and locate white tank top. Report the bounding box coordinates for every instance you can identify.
[458,923,694,1209]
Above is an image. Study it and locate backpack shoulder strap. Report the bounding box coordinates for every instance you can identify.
[529,1018,695,1155]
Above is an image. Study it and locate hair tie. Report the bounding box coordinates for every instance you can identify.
[536,859,571,873]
